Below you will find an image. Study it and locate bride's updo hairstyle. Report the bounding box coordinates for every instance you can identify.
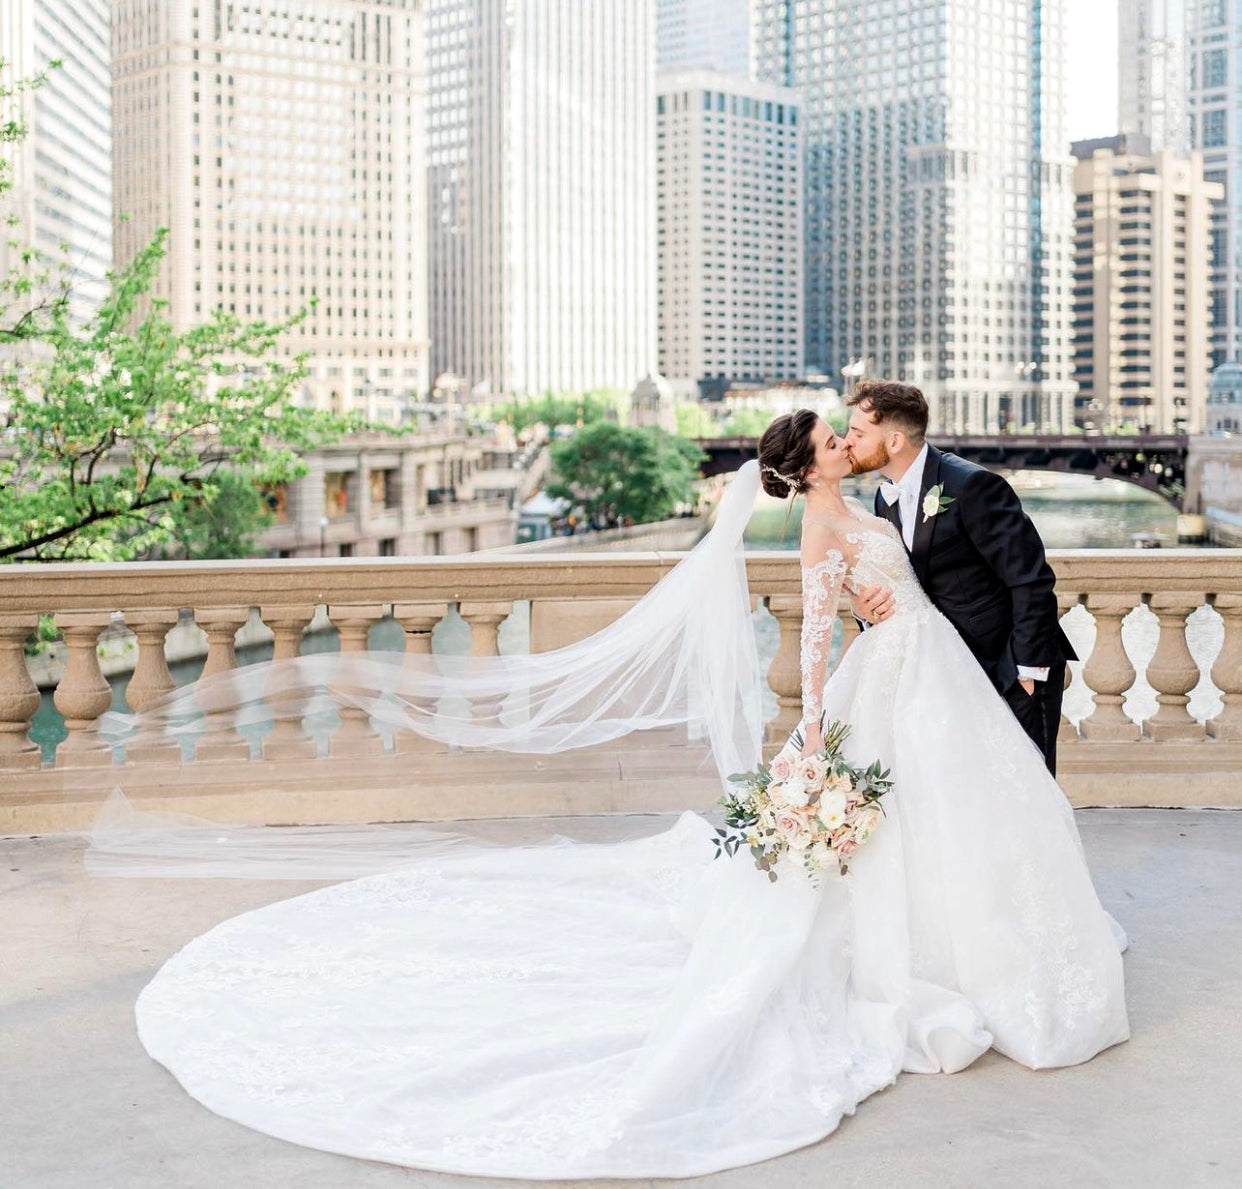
[757,409,819,498]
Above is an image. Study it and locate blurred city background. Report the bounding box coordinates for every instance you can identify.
[0,2,1237,887]
[6,1,1241,559]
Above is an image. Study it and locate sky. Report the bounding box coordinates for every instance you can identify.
[1065,0,1120,143]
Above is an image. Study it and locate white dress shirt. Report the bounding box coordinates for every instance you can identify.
[881,445,1047,684]
[881,442,929,552]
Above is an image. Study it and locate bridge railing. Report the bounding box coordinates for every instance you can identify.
[0,549,1238,831]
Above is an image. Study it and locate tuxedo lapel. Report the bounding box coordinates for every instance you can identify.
[909,444,944,586]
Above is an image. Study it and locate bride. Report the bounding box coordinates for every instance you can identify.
[94,411,1129,1179]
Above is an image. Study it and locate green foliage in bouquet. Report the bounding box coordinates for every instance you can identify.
[714,719,894,880]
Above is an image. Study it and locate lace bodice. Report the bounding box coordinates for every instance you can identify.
[798,502,931,728]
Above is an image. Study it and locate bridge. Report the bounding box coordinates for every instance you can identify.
[696,434,1191,507]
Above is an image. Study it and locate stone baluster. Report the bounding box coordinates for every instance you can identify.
[122,610,180,764]
[1056,591,1082,744]
[198,609,247,679]
[1208,594,1242,741]
[192,609,251,761]
[393,602,448,754]
[0,615,42,771]
[327,603,386,757]
[763,595,803,747]
[52,612,115,767]
[459,600,511,657]
[1142,593,1207,742]
[459,601,513,726]
[259,604,317,761]
[396,602,446,661]
[1078,593,1141,742]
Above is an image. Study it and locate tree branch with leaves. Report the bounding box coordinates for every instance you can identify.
[0,228,365,561]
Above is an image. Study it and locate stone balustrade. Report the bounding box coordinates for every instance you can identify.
[1,549,1239,831]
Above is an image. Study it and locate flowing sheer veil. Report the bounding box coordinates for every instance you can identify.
[83,460,766,879]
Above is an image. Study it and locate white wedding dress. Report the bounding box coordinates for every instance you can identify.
[122,484,1128,1180]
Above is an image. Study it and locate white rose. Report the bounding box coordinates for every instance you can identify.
[773,776,810,809]
[818,788,848,830]
[808,840,834,869]
[922,489,940,519]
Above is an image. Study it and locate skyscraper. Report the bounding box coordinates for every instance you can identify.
[1119,0,1189,153]
[428,0,655,397]
[1071,134,1221,433]
[656,71,802,393]
[1186,0,1239,369]
[657,0,752,77]
[754,0,1077,434]
[0,0,112,324]
[111,0,429,423]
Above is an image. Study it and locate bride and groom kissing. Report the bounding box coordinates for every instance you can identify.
[836,379,1075,774]
[106,377,1128,1180]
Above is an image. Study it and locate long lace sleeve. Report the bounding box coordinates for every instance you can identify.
[799,551,848,730]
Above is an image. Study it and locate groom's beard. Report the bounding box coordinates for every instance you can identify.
[848,443,890,475]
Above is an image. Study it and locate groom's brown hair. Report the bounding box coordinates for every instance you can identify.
[847,379,929,444]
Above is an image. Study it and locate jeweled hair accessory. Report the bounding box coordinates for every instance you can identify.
[760,462,801,491]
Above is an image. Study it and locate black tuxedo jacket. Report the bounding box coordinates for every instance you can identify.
[874,444,1076,694]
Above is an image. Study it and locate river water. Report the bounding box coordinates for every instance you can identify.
[744,473,1221,727]
[29,474,1223,760]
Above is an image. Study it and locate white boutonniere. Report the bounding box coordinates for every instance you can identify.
[921,483,955,522]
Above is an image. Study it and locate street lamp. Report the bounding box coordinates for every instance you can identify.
[319,515,328,557]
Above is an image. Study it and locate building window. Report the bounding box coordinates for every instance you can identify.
[324,471,352,518]
[379,537,397,556]
[1204,48,1227,89]
[1203,108,1227,149]
[369,468,397,509]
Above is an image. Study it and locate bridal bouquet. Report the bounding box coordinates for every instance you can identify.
[715,719,893,880]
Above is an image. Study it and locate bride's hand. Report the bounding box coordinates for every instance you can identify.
[799,721,824,758]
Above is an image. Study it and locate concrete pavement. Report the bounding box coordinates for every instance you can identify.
[3,809,1240,1189]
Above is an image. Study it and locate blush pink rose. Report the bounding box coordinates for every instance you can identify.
[769,752,796,783]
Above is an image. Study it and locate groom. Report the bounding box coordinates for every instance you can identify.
[843,379,1075,775]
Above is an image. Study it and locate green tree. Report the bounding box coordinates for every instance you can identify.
[160,468,277,561]
[493,392,613,433]
[0,229,363,561]
[721,406,772,438]
[675,401,718,439]
[0,63,365,562]
[2,58,74,340]
[545,422,704,527]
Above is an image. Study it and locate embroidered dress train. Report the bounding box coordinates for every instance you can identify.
[111,461,1128,1178]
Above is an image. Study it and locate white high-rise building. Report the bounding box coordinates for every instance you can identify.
[428,0,655,398]
[0,0,111,324]
[657,71,801,393]
[1187,1,1241,369]
[1071,134,1221,434]
[110,0,429,423]
[657,0,752,77]
[1119,0,1189,153]
[754,0,1077,434]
